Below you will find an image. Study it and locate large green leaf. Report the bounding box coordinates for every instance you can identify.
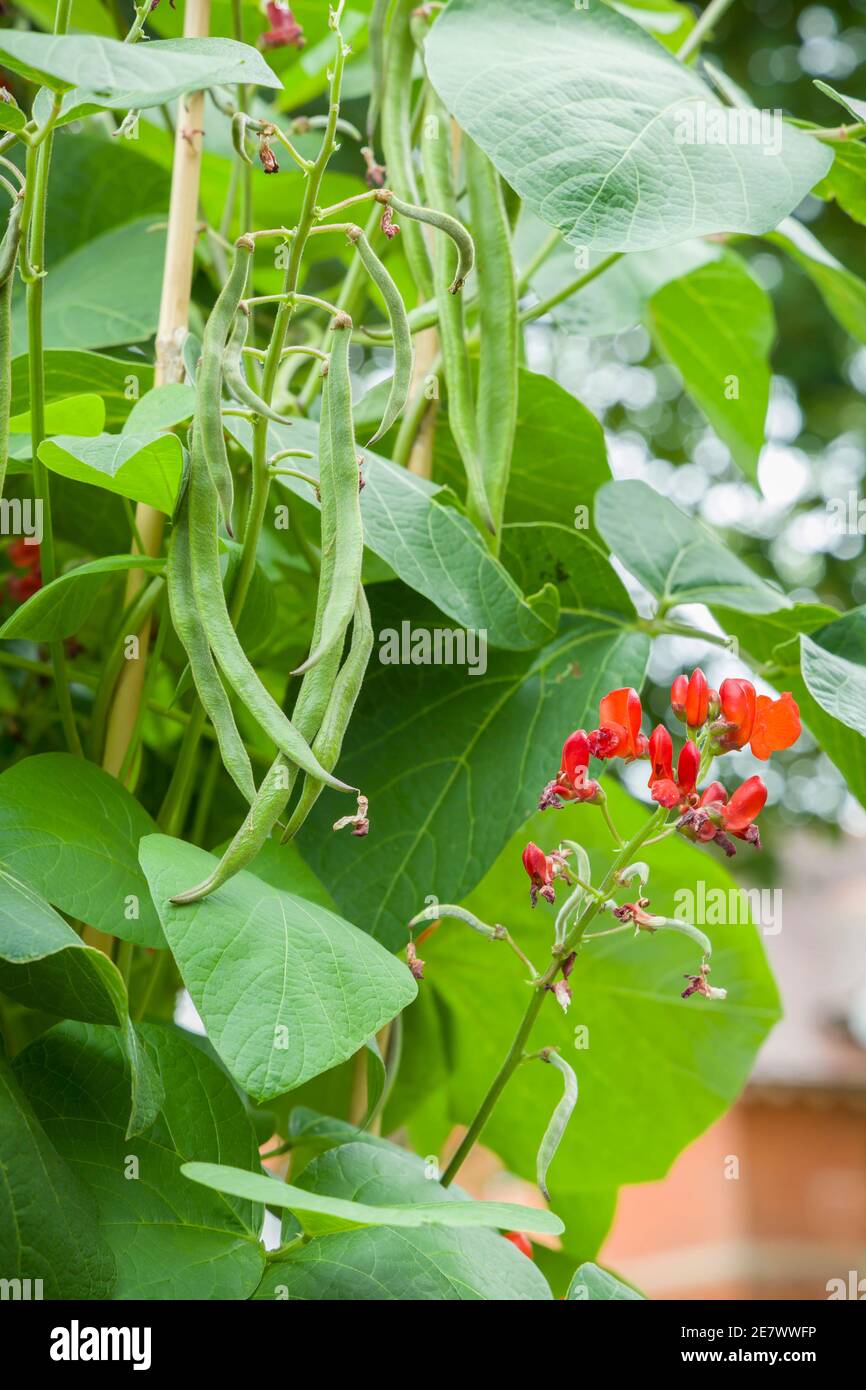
[646,252,774,480]
[257,418,558,650]
[38,431,183,514]
[596,479,791,614]
[0,33,280,121]
[40,132,170,266]
[9,393,105,438]
[13,1022,266,1300]
[0,1052,116,1299]
[500,522,635,619]
[298,586,650,949]
[0,554,165,642]
[139,835,418,1101]
[183,1154,564,1237]
[253,1139,554,1300]
[12,217,166,351]
[425,0,830,253]
[421,782,780,1195]
[11,350,154,430]
[813,137,866,227]
[0,754,163,947]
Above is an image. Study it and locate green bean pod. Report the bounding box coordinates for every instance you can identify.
[223,310,294,424]
[167,494,256,805]
[464,137,518,539]
[281,584,373,841]
[384,192,475,294]
[380,0,433,300]
[186,436,353,792]
[172,384,347,905]
[293,312,364,675]
[536,1049,578,1201]
[419,92,494,534]
[0,196,23,500]
[347,224,413,444]
[197,235,254,535]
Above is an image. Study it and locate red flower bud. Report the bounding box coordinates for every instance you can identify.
[504,1231,533,1259]
[671,674,688,720]
[522,841,556,907]
[677,740,700,796]
[648,725,673,785]
[561,729,590,781]
[262,1,305,49]
[685,668,709,728]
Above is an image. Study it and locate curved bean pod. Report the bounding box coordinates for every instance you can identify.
[223,310,294,424]
[186,436,353,792]
[419,92,493,533]
[281,584,373,841]
[536,1049,578,1201]
[167,494,256,805]
[197,235,255,535]
[346,224,413,444]
[383,191,475,294]
[293,312,364,675]
[465,136,518,537]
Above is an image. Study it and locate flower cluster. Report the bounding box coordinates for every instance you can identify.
[531,670,801,878]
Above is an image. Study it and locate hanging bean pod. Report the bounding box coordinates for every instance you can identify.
[346,224,413,444]
[223,309,294,424]
[197,235,255,535]
[536,1049,578,1201]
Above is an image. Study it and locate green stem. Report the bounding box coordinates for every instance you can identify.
[598,795,624,848]
[677,0,737,62]
[441,805,668,1187]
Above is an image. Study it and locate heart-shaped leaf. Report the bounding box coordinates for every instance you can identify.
[139,835,418,1101]
[38,431,183,514]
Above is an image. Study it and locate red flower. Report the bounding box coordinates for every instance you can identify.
[262,1,305,49]
[7,538,40,570]
[522,841,557,907]
[719,775,767,842]
[588,687,647,761]
[539,729,601,809]
[682,775,767,854]
[715,679,800,759]
[671,668,710,728]
[682,962,727,1002]
[648,729,700,810]
[504,1231,533,1260]
[750,691,801,760]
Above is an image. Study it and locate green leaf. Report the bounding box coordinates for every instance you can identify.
[0,33,280,118]
[596,479,791,613]
[646,252,774,480]
[40,131,170,267]
[11,350,153,430]
[38,431,183,514]
[182,1156,564,1237]
[801,621,866,738]
[12,217,167,351]
[253,1140,554,1300]
[13,1022,266,1300]
[258,417,558,650]
[0,865,127,1024]
[425,0,830,253]
[0,1052,116,1299]
[813,79,866,125]
[566,1261,644,1300]
[0,753,164,947]
[298,586,649,949]
[9,392,105,437]
[139,834,418,1101]
[500,522,635,619]
[813,138,866,226]
[0,554,165,641]
[0,96,26,131]
[608,0,694,51]
[424,782,780,1194]
[768,218,866,345]
[123,383,196,435]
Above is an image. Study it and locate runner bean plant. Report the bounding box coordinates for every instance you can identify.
[0,0,864,1301]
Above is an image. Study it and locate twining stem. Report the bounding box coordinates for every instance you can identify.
[26,0,80,757]
[441,805,668,1187]
[677,0,737,62]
